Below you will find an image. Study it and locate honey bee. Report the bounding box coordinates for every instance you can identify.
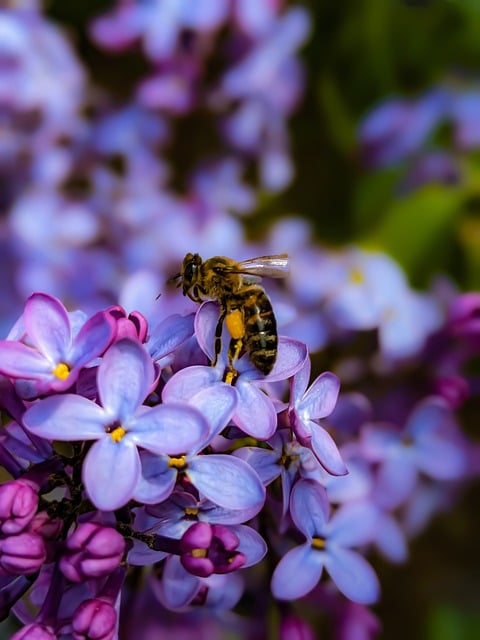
[168,253,289,382]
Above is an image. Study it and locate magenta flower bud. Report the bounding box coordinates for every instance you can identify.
[72,598,117,640]
[280,615,315,640]
[0,480,39,535]
[11,623,57,640]
[107,306,148,342]
[59,522,125,583]
[0,532,47,575]
[179,522,246,578]
[27,511,63,540]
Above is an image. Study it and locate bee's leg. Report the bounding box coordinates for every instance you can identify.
[212,306,227,367]
[224,337,243,385]
[224,309,245,385]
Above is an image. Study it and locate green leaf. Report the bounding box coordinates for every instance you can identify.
[358,184,464,282]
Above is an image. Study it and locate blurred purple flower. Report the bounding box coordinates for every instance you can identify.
[361,397,467,509]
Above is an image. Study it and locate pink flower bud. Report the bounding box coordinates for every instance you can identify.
[60,522,125,583]
[0,532,47,575]
[0,480,38,535]
[72,598,117,640]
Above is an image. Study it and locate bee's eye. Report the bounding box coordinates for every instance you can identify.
[183,262,196,282]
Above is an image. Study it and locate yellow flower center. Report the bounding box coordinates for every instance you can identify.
[52,362,70,380]
[311,537,326,550]
[109,425,126,443]
[350,268,365,285]
[185,508,199,517]
[169,455,187,469]
[191,548,207,558]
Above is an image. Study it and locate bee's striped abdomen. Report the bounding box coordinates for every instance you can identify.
[232,284,278,375]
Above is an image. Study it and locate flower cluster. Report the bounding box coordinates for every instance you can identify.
[0,289,475,638]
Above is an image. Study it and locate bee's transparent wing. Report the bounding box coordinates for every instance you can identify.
[233,254,290,278]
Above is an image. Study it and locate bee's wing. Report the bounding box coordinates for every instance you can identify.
[233,254,290,278]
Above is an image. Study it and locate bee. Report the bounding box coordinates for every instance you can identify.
[168,253,289,382]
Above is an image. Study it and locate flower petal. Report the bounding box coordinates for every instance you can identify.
[290,479,329,537]
[233,380,277,439]
[324,546,380,604]
[0,341,51,379]
[310,423,348,476]
[271,544,324,600]
[299,371,340,419]
[230,524,267,567]
[83,437,141,511]
[132,452,177,504]
[162,365,221,402]
[187,454,265,512]
[260,336,308,382]
[23,395,107,440]
[148,313,195,361]
[24,293,71,362]
[290,357,311,406]
[97,339,154,420]
[69,310,115,368]
[131,403,209,455]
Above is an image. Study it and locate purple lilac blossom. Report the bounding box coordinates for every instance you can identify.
[271,479,380,604]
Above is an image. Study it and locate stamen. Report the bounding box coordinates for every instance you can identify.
[109,426,126,443]
[52,362,70,380]
[169,456,187,469]
[191,548,207,558]
[311,537,326,550]
[185,508,199,516]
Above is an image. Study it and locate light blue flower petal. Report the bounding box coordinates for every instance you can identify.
[97,339,154,421]
[310,423,348,476]
[83,436,141,511]
[187,454,265,512]
[133,452,177,504]
[230,524,267,567]
[148,313,195,361]
[290,479,329,537]
[131,403,209,455]
[324,546,380,604]
[233,380,277,439]
[154,555,200,610]
[326,501,378,548]
[162,365,221,402]
[271,544,324,600]
[290,357,311,406]
[299,371,340,419]
[23,394,107,440]
[233,446,281,485]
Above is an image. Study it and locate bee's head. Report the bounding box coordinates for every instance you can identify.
[166,253,203,296]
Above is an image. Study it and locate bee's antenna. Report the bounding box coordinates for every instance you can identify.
[166,272,182,286]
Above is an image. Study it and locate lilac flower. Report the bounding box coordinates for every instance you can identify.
[271,479,380,604]
[0,293,115,396]
[22,338,209,511]
[233,429,326,519]
[162,301,307,440]
[360,397,467,509]
[288,357,345,475]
